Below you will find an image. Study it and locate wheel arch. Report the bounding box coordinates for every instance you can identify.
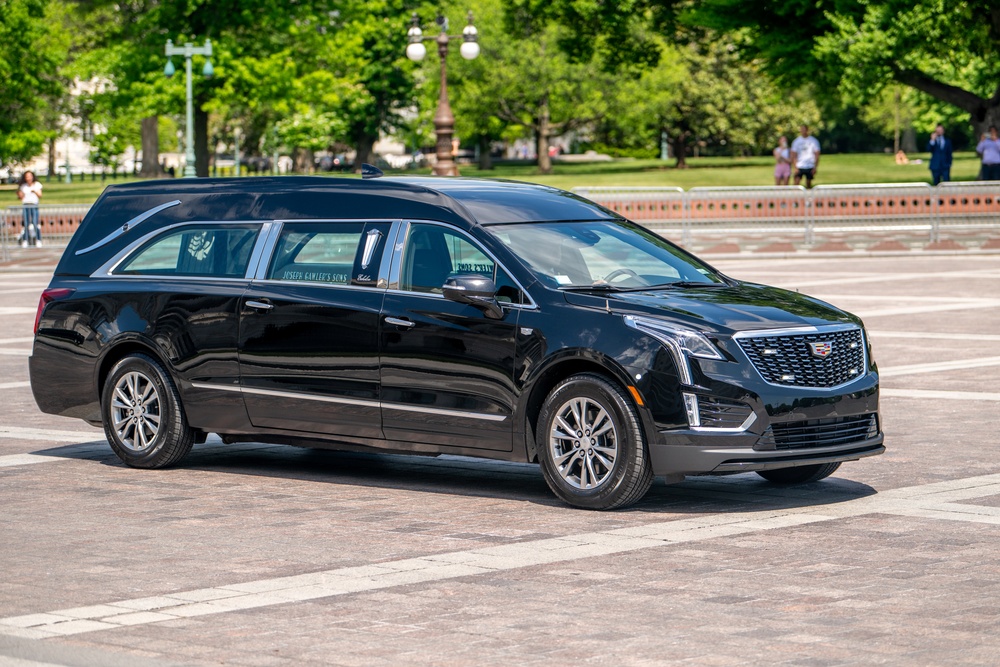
[96,338,170,397]
[518,353,642,463]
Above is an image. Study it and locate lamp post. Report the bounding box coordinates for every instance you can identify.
[405,12,479,177]
[233,127,241,177]
[164,39,214,177]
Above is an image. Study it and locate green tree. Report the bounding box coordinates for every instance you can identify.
[603,37,820,166]
[509,1,1000,140]
[0,0,69,167]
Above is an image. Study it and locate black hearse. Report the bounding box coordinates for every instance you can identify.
[30,176,883,509]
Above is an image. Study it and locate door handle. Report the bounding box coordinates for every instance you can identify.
[384,316,415,328]
[246,299,274,311]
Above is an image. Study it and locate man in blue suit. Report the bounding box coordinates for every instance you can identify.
[928,124,953,185]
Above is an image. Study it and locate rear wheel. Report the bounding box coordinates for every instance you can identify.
[101,353,194,468]
[756,462,841,484]
[536,373,653,510]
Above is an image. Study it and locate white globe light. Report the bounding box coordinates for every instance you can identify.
[406,42,427,62]
[460,41,480,60]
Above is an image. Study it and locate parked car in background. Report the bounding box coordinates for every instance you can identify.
[29,175,883,509]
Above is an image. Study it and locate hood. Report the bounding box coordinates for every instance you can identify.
[563,282,859,335]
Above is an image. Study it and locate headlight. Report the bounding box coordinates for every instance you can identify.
[624,315,723,386]
[624,315,722,360]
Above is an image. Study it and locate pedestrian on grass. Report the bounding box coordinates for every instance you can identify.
[790,124,821,188]
[927,124,953,185]
[773,136,791,186]
[976,126,1000,181]
[16,171,43,247]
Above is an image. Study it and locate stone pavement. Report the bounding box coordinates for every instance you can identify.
[1,253,999,666]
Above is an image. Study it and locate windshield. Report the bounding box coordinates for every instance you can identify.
[486,220,725,290]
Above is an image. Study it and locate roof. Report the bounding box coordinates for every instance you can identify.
[93,175,618,226]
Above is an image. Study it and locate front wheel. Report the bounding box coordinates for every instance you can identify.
[536,373,653,510]
[101,353,195,468]
[756,462,841,485]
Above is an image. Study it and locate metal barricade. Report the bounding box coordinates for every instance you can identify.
[685,186,809,247]
[2,204,91,250]
[933,181,1000,243]
[810,183,935,246]
[0,207,9,263]
[571,182,1000,251]
[573,187,687,241]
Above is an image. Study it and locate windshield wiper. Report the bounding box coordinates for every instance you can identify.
[618,280,728,291]
[559,284,625,292]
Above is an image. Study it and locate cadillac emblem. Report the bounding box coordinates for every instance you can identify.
[809,341,833,358]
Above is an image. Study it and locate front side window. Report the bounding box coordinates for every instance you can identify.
[267,221,390,286]
[117,224,260,278]
[400,223,523,303]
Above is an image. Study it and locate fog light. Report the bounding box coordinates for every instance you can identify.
[867,415,878,438]
[683,393,700,427]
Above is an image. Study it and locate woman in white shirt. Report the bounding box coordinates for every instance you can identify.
[17,171,43,247]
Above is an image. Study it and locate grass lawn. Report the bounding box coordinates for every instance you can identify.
[1,152,984,205]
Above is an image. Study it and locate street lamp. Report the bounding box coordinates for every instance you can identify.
[164,39,214,177]
[406,12,479,177]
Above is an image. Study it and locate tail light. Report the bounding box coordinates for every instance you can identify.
[34,288,75,335]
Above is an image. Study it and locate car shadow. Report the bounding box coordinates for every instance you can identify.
[33,438,878,514]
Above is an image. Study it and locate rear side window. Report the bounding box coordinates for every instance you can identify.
[267,221,391,287]
[116,225,260,278]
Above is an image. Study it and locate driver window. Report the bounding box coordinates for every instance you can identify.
[400,224,522,302]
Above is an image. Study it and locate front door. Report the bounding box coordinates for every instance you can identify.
[379,222,522,451]
[238,220,391,439]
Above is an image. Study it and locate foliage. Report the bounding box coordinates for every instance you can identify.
[0,0,69,166]
[600,36,820,165]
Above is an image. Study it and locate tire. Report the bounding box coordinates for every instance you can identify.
[101,353,195,468]
[536,373,653,510]
[756,462,841,485]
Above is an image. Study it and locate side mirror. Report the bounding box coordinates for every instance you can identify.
[442,275,503,319]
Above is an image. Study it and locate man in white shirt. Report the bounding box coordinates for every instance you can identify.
[790,125,821,188]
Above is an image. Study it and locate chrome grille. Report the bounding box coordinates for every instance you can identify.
[755,414,878,451]
[736,327,865,388]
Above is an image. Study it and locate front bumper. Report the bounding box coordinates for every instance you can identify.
[648,434,884,476]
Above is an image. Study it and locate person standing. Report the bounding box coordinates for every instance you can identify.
[16,171,43,247]
[927,124,953,185]
[976,126,1000,181]
[773,136,791,186]
[790,124,821,188]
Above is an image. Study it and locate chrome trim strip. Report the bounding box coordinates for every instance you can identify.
[380,402,508,422]
[731,323,859,339]
[378,221,402,289]
[252,222,284,280]
[75,200,182,256]
[246,222,278,280]
[691,411,757,433]
[190,382,508,422]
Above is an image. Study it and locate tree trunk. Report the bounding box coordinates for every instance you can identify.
[139,116,160,177]
[478,136,492,170]
[536,96,552,175]
[47,137,56,176]
[671,134,689,169]
[194,106,209,177]
[353,133,375,173]
[292,148,314,173]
